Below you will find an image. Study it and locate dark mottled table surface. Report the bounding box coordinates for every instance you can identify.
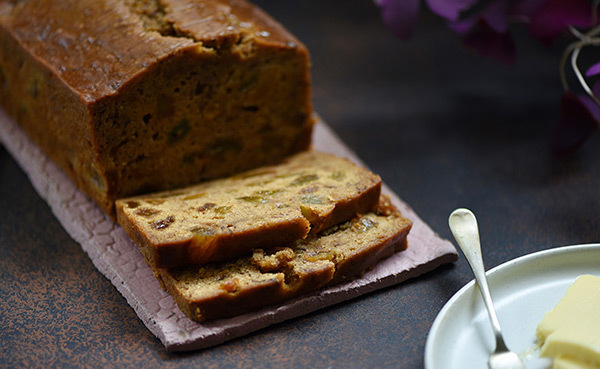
[1,1,599,368]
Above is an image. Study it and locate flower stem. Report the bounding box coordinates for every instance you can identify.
[562,23,600,104]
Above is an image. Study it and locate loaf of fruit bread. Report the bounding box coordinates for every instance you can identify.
[116,151,382,268]
[0,0,313,217]
[154,195,412,322]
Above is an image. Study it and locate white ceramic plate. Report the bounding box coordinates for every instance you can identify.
[424,243,600,369]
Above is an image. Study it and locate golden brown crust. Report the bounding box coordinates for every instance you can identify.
[116,151,382,268]
[154,196,412,322]
[0,0,313,217]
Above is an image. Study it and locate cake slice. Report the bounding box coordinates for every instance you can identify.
[155,196,412,322]
[116,151,382,268]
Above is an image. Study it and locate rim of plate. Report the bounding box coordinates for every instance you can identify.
[424,243,600,369]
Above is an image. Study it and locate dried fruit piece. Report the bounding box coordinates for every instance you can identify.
[197,203,216,212]
[183,193,206,201]
[190,225,216,236]
[214,205,232,214]
[237,189,282,203]
[208,138,241,155]
[301,194,327,205]
[151,215,175,229]
[125,201,140,209]
[331,171,345,181]
[168,118,190,143]
[135,207,160,217]
[145,199,166,205]
[219,278,239,293]
[290,174,318,186]
[305,250,336,262]
[353,217,378,233]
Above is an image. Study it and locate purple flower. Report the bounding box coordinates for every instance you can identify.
[374,0,600,154]
[449,0,515,64]
[510,0,545,20]
[549,92,600,156]
[374,0,420,40]
[425,0,478,21]
[457,21,516,64]
[528,0,597,44]
[594,80,600,98]
[586,62,600,77]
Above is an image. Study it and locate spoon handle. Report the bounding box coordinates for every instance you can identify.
[448,208,504,345]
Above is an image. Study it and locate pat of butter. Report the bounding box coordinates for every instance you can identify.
[553,355,599,369]
[537,275,600,369]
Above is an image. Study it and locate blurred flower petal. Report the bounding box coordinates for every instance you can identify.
[375,0,420,40]
[454,19,516,64]
[447,0,514,63]
[529,0,596,44]
[586,62,600,77]
[448,17,477,35]
[549,92,599,156]
[425,0,478,21]
[593,80,600,98]
[510,0,545,20]
[482,0,509,33]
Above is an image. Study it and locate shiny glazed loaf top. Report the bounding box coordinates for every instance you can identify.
[0,0,313,217]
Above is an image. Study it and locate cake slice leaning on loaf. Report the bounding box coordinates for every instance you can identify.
[155,196,412,322]
[116,151,382,269]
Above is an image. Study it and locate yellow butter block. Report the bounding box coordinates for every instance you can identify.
[541,326,600,367]
[537,275,600,368]
[553,355,599,369]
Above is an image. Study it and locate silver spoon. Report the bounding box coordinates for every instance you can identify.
[449,208,526,369]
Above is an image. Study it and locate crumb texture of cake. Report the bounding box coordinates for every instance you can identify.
[116,151,382,268]
[0,0,313,217]
[156,196,412,322]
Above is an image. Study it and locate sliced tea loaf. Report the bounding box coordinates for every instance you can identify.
[155,196,412,322]
[0,0,313,218]
[116,151,382,268]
